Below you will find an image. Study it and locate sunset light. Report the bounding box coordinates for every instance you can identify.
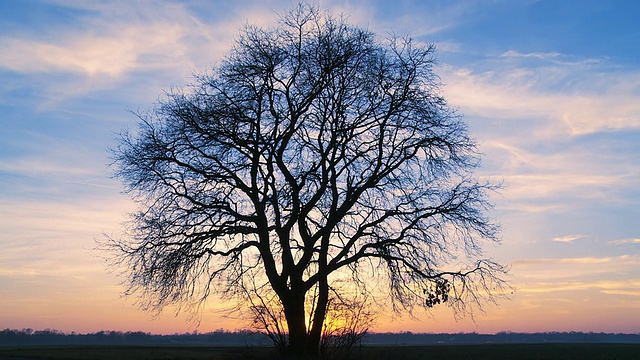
[1,0,638,341]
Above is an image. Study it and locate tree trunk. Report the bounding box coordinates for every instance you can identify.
[307,277,329,355]
[282,290,308,358]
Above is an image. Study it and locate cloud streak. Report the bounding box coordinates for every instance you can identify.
[0,1,248,88]
[519,280,640,296]
[514,255,637,266]
[442,59,640,137]
[500,50,602,66]
[552,235,586,243]
[441,50,640,219]
[0,24,185,76]
[608,238,640,245]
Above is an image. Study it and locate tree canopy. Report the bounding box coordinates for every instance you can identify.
[106,4,508,358]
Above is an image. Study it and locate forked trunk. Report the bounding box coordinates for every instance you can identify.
[283,291,309,358]
[281,280,329,359]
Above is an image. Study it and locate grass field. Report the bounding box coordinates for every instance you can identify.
[1,344,639,360]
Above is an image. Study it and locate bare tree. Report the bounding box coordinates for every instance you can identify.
[106,4,508,358]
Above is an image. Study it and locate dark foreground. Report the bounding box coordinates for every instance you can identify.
[1,344,639,360]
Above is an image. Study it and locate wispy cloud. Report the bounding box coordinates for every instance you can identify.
[0,194,131,284]
[514,256,633,265]
[441,61,640,137]
[601,290,640,297]
[499,50,602,66]
[519,279,640,295]
[500,50,563,60]
[434,41,462,53]
[552,234,586,243]
[0,23,187,76]
[322,0,480,40]
[608,238,640,245]
[0,1,247,90]
[479,140,638,212]
[510,255,640,287]
[444,51,640,216]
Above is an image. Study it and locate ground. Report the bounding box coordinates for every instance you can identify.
[1,344,639,360]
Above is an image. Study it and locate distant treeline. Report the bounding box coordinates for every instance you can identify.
[365,331,640,345]
[0,328,268,346]
[2,328,639,346]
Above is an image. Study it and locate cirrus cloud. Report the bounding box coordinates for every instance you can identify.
[441,59,640,137]
[0,23,187,76]
[552,234,587,243]
[608,238,640,245]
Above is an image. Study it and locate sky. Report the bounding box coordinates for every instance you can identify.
[1,0,639,335]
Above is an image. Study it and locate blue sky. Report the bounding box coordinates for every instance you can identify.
[1,0,639,334]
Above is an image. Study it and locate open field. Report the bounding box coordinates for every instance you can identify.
[1,344,640,360]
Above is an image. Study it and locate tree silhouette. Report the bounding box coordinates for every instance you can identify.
[106,4,508,358]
